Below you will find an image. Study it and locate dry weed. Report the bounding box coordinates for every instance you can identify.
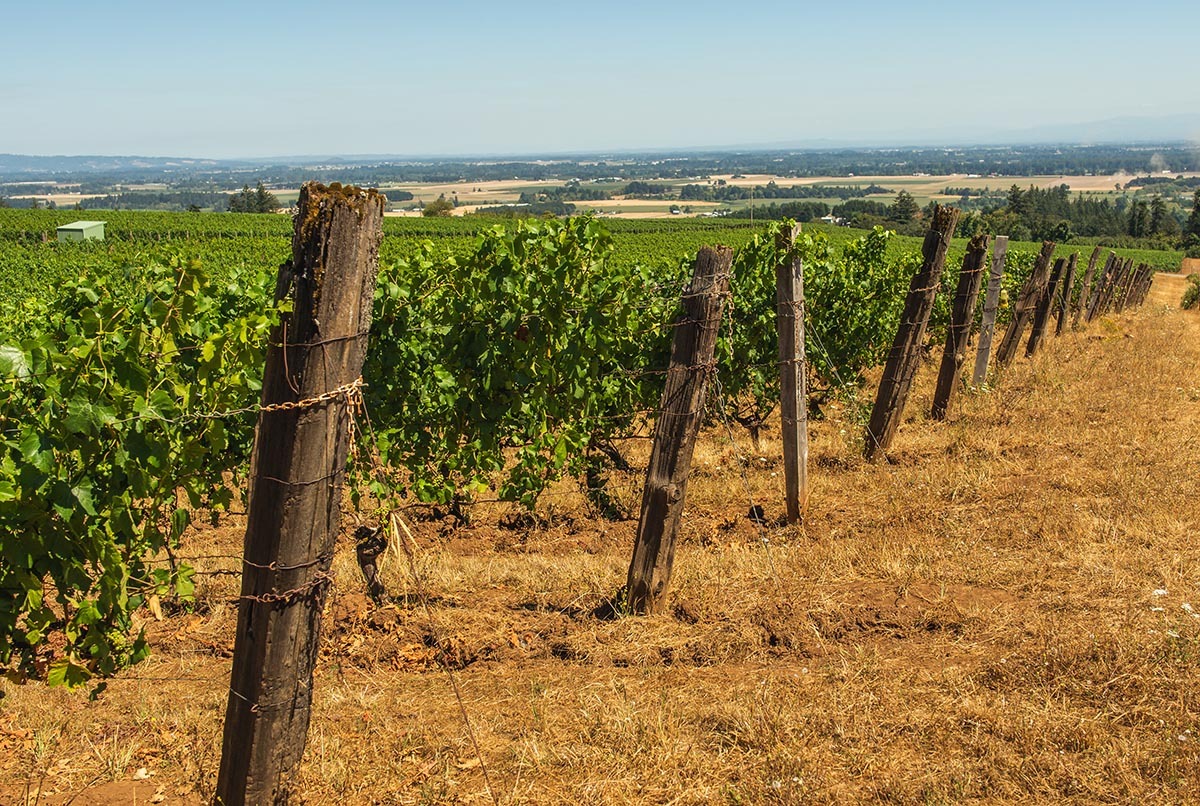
[2,308,1198,804]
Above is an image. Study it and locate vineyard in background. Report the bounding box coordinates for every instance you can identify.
[0,208,1183,324]
[0,204,1183,690]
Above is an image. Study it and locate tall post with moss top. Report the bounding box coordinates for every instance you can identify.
[217,182,384,805]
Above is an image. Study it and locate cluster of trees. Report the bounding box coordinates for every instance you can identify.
[474,201,576,218]
[820,184,1200,249]
[80,190,229,212]
[679,181,890,203]
[1126,197,1179,238]
[1186,190,1200,256]
[421,194,456,216]
[227,182,281,213]
[622,181,672,197]
[1124,175,1200,191]
[0,198,44,209]
[964,184,1192,245]
[518,181,609,204]
[726,201,829,222]
[748,183,1200,250]
[808,193,926,233]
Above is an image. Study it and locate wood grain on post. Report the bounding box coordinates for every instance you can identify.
[775,225,808,524]
[626,246,732,614]
[995,241,1056,367]
[1026,257,1065,357]
[1054,252,1078,336]
[971,235,1008,386]
[1073,246,1103,327]
[217,182,384,806]
[864,205,959,460]
[932,233,990,420]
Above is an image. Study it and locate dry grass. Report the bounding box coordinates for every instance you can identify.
[2,308,1200,804]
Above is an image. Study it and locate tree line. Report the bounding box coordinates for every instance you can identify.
[812,185,1200,255]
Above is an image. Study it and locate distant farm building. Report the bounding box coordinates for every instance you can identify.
[56,221,106,243]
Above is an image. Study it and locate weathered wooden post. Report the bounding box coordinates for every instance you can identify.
[1134,266,1155,306]
[626,246,732,614]
[1112,261,1131,312]
[1054,252,1078,336]
[1072,246,1103,327]
[1115,262,1143,312]
[932,233,989,420]
[995,241,1056,367]
[971,235,1008,386]
[216,182,385,805]
[864,205,959,460]
[1099,257,1128,314]
[775,224,808,524]
[1026,257,1065,357]
[1085,253,1117,322]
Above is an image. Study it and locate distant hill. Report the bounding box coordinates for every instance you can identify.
[2,113,1198,176]
[0,154,250,174]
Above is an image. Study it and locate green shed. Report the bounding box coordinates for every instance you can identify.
[57,221,106,243]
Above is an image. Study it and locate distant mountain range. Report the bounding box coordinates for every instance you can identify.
[709,114,1200,153]
[1,114,1197,175]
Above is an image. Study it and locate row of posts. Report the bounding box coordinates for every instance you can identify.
[216,191,810,803]
[865,207,1154,460]
[215,193,1153,802]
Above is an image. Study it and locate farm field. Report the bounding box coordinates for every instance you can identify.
[260,172,1200,217]
[2,303,1198,804]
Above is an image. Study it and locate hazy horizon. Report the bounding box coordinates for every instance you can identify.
[5,1,1199,159]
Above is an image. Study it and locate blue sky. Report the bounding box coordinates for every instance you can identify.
[3,0,1197,157]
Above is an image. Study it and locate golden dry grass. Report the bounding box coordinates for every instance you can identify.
[2,308,1199,804]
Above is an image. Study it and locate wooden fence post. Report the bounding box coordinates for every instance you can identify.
[216,182,385,805]
[626,246,732,615]
[995,241,1056,367]
[1104,259,1130,314]
[1134,266,1155,306]
[1073,246,1103,327]
[1085,253,1117,322]
[1130,264,1147,308]
[932,233,989,420]
[775,225,808,524]
[1054,252,1078,336]
[864,205,959,460]
[1115,262,1143,312]
[1112,262,1132,312]
[1026,257,1065,357]
[971,235,1008,386]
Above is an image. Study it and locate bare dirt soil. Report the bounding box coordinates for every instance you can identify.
[3,307,1199,804]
